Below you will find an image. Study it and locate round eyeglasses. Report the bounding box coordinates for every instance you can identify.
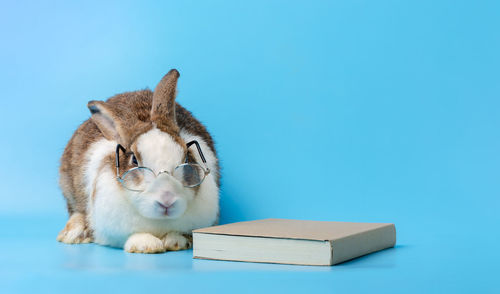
[115,140,210,192]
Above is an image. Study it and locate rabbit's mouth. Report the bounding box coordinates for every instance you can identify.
[156,201,172,215]
[151,196,187,219]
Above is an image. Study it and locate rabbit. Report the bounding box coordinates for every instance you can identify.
[57,69,220,253]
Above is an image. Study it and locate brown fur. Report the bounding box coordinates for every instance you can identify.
[59,70,219,231]
[56,212,93,243]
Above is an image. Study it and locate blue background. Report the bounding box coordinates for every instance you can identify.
[1,0,499,293]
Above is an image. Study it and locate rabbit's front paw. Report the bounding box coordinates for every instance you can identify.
[57,213,93,244]
[162,232,192,251]
[124,233,166,254]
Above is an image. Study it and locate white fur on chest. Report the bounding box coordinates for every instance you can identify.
[83,131,219,248]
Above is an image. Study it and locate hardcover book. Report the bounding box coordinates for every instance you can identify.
[193,218,396,266]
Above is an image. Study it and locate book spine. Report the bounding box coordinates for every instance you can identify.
[330,224,396,265]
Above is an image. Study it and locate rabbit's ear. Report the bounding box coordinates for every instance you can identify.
[151,69,180,130]
[87,100,127,143]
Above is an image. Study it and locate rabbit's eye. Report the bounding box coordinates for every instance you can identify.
[131,154,138,166]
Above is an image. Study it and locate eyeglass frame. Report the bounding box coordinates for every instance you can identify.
[115,140,211,190]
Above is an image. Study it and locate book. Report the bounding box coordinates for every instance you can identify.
[192,218,396,266]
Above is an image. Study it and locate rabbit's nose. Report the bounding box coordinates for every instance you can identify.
[159,191,175,206]
[156,191,178,216]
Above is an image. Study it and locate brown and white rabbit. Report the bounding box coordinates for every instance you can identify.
[57,69,219,253]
